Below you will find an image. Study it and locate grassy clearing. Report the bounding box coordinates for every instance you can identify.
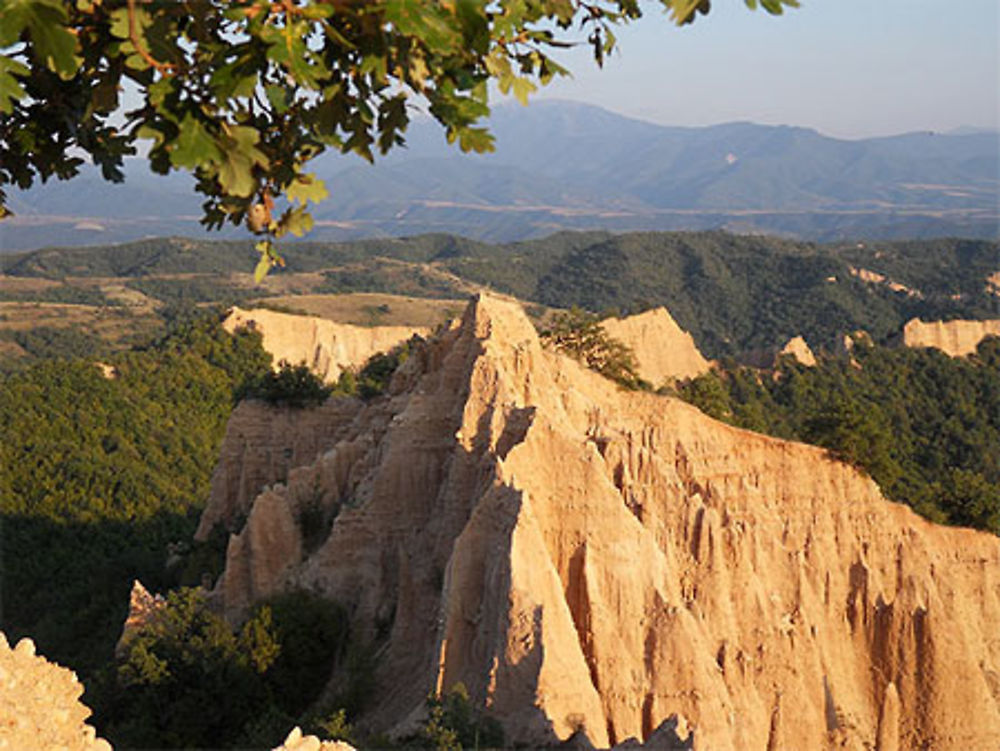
[256,292,467,328]
[0,301,160,344]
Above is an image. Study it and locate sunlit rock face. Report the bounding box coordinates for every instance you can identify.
[0,633,112,751]
[600,307,712,384]
[902,317,1000,357]
[223,306,427,384]
[202,294,1000,750]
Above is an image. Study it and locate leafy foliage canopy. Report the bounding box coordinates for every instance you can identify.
[1,0,795,275]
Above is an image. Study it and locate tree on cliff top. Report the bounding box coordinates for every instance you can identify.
[1,0,796,278]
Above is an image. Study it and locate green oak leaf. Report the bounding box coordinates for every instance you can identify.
[285,173,329,206]
[217,124,269,198]
[510,77,536,106]
[254,253,271,284]
[275,206,314,238]
[3,0,80,78]
[169,114,223,169]
[384,0,461,52]
[0,56,30,115]
[254,239,285,282]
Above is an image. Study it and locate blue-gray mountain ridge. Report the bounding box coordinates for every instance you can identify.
[3,101,996,252]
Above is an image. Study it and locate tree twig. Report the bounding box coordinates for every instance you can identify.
[127,0,177,75]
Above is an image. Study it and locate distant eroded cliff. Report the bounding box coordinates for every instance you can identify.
[223,306,428,383]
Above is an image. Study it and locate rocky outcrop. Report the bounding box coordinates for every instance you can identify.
[273,726,355,751]
[203,294,1000,750]
[599,308,711,384]
[115,580,165,657]
[195,398,361,541]
[223,306,428,383]
[777,336,816,366]
[0,633,112,750]
[987,271,1000,297]
[902,317,1000,357]
[848,267,922,298]
[743,336,818,368]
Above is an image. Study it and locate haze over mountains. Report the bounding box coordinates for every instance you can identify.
[3,101,997,252]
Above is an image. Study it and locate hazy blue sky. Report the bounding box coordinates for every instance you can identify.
[526,0,999,139]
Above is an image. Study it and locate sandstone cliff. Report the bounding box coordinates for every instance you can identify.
[777,335,816,366]
[223,306,428,383]
[273,726,355,751]
[902,317,1000,357]
[742,336,818,369]
[115,580,165,657]
[0,633,112,750]
[202,294,1000,750]
[195,398,361,541]
[599,308,711,384]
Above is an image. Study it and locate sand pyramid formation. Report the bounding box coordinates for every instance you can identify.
[223,306,427,383]
[200,294,1000,750]
[599,307,711,384]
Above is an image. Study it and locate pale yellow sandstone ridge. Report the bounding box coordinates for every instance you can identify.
[778,335,816,366]
[902,317,1000,357]
[204,293,1000,750]
[195,398,360,541]
[273,726,355,751]
[223,306,428,383]
[0,632,112,751]
[599,307,711,384]
[848,267,921,298]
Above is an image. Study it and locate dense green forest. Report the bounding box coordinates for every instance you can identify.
[677,338,1000,534]
[440,232,1000,356]
[0,305,458,748]
[0,312,271,675]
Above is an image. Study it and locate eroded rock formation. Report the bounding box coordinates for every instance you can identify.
[599,308,711,385]
[0,633,112,750]
[987,271,1000,297]
[223,306,428,383]
[202,294,1000,750]
[743,336,818,369]
[902,317,1000,357]
[777,335,816,366]
[848,267,921,298]
[115,580,165,657]
[273,726,355,751]
[195,398,360,541]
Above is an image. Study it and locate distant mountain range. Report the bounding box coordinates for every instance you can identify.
[3,101,997,252]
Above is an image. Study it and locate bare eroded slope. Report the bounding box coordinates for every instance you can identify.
[902,317,1000,357]
[223,306,428,383]
[202,294,1000,750]
[599,307,711,384]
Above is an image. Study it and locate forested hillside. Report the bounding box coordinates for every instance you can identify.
[3,231,997,361]
[0,314,271,674]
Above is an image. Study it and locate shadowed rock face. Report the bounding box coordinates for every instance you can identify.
[202,294,1000,750]
[902,317,1000,357]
